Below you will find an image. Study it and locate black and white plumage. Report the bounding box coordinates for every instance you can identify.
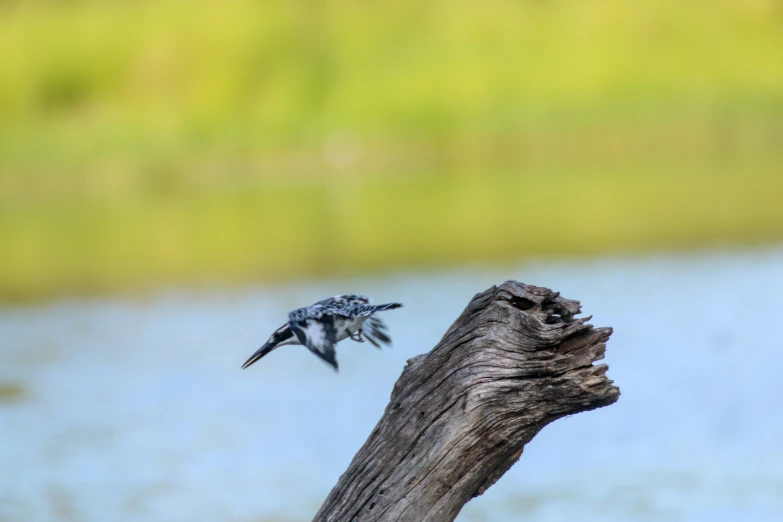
[241,294,402,371]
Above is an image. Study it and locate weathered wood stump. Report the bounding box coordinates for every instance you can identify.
[314,281,620,522]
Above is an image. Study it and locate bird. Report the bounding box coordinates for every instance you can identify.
[241,294,402,371]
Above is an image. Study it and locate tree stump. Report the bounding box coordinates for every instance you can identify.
[314,281,620,522]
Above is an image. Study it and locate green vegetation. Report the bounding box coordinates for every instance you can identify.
[1,0,782,301]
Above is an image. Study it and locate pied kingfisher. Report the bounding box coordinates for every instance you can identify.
[241,294,402,371]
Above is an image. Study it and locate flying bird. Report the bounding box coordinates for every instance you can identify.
[241,294,402,371]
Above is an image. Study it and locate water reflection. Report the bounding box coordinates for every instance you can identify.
[2,248,783,522]
[0,383,25,403]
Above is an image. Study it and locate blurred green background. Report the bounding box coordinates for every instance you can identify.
[1,0,782,301]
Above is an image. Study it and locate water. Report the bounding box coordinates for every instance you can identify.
[2,248,783,522]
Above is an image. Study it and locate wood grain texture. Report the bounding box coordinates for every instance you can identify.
[314,281,620,522]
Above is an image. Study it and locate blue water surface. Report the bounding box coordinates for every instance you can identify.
[2,248,782,522]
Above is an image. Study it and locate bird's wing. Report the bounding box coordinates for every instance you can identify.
[313,295,371,318]
[241,323,295,369]
[289,317,339,370]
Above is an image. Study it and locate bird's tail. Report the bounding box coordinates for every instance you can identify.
[362,316,393,349]
[241,324,294,369]
[364,302,403,314]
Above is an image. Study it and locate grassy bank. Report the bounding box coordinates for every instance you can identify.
[1,0,782,300]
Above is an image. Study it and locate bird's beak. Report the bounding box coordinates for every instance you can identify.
[241,343,275,370]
